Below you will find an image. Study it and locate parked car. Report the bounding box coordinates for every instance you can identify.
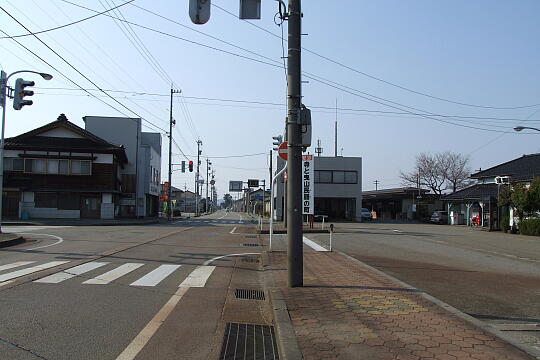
[360,208,372,221]
[430,211,448,224]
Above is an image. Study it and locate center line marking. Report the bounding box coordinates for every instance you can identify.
[230,227,237,234]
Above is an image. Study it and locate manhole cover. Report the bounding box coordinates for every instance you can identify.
[235,289,265,301]
[219,323,279,360]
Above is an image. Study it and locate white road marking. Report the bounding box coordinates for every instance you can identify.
[83,263,144,285]
[130,264,181,287]
[116,266,216,360]
[392,229,402,233]
[34,262,109,284]
[230,227,237,234]
[202,253,260,266]
[218,212,227,220]
[0,261,70,282]
[179,265,215,287]
[3,226,71,233]
[303,236,329,252]
[0,280,14,287]
[16,233,64,250]
[0,261,36,272]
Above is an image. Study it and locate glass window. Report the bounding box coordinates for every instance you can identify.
[333,171,345,183]
[71,160,81,174]
[34,159,46,173]
[35,192,57,208]
[24,159,33,173]
[59,160,69,174]
[318,171,332,183]
[345,171,357,184]
[13,159,24,171]
[47,159,59,174]
[80,161,91,175]
[4,158,12,171]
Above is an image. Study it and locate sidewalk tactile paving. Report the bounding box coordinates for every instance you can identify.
[269,251,534,359]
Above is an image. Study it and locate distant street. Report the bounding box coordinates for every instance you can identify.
[0,211,266,360]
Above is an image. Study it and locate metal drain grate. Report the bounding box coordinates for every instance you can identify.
[245,235,258,239]
[235,289,265,301]
[241,243,259,247]
[242,258,260,263]
[219,323,279,360]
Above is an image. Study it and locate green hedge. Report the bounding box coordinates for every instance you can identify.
[500,215,510,233]
[519,218,540,236]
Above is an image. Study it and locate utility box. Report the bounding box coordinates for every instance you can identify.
[301,105,312,149]
[239,0,261,19]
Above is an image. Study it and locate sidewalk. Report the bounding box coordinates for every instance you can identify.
[266,248,536,359]
[2,218,160,226]
[0,232,23,247]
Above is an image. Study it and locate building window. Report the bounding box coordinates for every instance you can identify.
[333,171,345,183]
[317,170,332,183]
[24,159,33,173]
[13,158,24,171]
[47,159,59,174]
[71,160,91,175]
[59,160,69,174]
[345,171,357,184]
[35,192,57,208]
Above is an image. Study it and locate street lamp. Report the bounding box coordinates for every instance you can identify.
[0,70,53,232]
[514,126,540,133]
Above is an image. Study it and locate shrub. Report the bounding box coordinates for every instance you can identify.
[519,218,540,236]
[500,215,510,233]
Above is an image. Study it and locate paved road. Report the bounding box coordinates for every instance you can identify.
[0,211,265,360]
[305,222,540,352]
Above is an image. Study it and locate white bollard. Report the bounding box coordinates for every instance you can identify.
[322,216,325,230]
[329,223,334,252]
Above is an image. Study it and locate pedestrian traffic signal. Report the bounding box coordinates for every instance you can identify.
[189,160,194,172]
[272,135,283,151]
[13,78,35,110]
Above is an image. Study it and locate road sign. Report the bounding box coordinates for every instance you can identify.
[278,141,288,160]
[229,181,243,192]
[302,154,314,215]
[248,179,259,188]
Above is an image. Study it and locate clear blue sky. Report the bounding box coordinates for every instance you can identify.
[1,0,539,197]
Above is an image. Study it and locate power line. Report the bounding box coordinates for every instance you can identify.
[173,152,268,159]
[212,2,540,111]
[0,10,167,135]
[0,0,134,39]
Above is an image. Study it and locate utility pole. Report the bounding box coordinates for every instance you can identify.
[206,158,211,214]
[196,139,202,216]
[334,99,338,157]
[286,0,303,287]
[315,138,323,156]
[168,87,181,221]
[269,150,272,202]
[373,180,379,191]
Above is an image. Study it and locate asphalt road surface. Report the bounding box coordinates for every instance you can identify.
[0,211,261,360]
[306,222,540,352]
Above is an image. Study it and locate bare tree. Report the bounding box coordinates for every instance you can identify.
[400,153,446,195]
[400,151,471,195]
[439,151,472,193]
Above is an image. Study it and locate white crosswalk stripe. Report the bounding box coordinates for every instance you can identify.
[34,262,109,284]
[130,264,181,287]
[83,263,144,285]
[0,261,36,272]
[179,266,215,287]
[0,261,69,282]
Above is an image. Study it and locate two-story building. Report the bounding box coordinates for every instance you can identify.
[273,155,363,221]
[2,114,128,219]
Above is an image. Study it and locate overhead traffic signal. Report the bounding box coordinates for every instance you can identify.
[189,160,194,172]
[13,78,35,110]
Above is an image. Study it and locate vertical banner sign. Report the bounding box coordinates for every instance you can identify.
[302,155,314,214]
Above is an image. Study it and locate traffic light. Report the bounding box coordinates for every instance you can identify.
[189,0,210,24]
[272,135,283,151]
[189,160,194,172]
[181,161,186,173]
[13,78,35,110]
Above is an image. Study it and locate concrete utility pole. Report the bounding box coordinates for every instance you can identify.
[196,139,202,216]
[269,150,272,199]
[206,158,211,214]
[334,99,338,157]
[168,88,181,221]
[286,0,303,287]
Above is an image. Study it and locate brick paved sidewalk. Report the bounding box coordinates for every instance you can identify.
[268,249,534,360]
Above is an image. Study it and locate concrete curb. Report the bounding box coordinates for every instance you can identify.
[335,249,540,360]
[0,235,24,248]
[262,251,303,360]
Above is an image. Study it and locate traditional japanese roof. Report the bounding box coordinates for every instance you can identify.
[5,114,128,163]
[471,153,540,182]
[442,183,498,201]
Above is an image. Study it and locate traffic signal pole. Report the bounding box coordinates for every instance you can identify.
[286,0,303,287]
